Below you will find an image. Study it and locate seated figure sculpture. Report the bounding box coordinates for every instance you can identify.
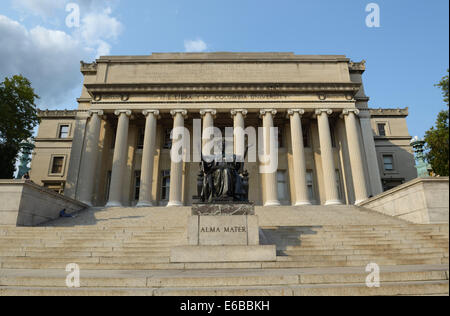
[196,142,249,203]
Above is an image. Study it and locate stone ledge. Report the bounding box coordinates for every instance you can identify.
[170,245,277,263]
[192,203,255,216]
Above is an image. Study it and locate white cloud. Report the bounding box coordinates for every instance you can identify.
[81,7,122,41]
[0,15,89,108]
[184,38,208,52]
[12,0,66,18]
[1,1,124,108]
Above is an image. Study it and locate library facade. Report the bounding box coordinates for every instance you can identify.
[29,53,417,207]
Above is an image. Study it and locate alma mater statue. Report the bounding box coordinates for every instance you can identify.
[196,141,249,204]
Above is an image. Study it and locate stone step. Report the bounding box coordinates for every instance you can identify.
[282,253,447,262]
[2,258,447,271]
[284,242,449,251]
[283,247,449,256]
[1,268,447,288]
[1,281,447,296]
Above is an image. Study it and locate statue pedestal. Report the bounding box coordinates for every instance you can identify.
[170,203,277,263]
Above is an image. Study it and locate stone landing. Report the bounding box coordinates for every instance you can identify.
[170,203,276,263]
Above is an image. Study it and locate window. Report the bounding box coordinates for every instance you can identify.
[134,171,141,201]
[335,170,342,200]
[306,170,315,201]
[383,179,404,192]
[137,128,145,149]
[378,123,387,136]
[110,128,117,149]
[330,125,337,148]
[277,171,288,201]
[105,171,112,201]
[43,181,65,194]
[50,156,64,174]
[161,170,170,200]
[383,155,394,171]
[276,126,284,148]
[163,128,172,149]
[59,125,70,138]
[302,125,310,148]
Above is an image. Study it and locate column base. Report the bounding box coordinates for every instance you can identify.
[167,201,184,207]
[136,201,153,207]
[325,200,343,206]
[105,201,123,208]
[295,201,312,206]
[264,200,281,207]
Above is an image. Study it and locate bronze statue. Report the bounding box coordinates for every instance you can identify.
[196,141,249,203]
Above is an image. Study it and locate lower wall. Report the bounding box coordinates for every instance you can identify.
[0,180,87,226]
[358,177,449,224]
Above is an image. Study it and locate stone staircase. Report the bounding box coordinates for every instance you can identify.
[0,206,448,296]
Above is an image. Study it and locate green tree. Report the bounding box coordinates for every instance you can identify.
[424,70,449,176]
[0,75,40,179]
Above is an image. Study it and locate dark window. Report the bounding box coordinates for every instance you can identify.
[51,157,64,174]
[383,155,394,171]
[302,125,310,148]
[383,179,404,192]
[134,171,141,200]
[111,128,117,149]
[277,126,284,148]
[137,128,145,149]
[163,128,172,149]
[330,125,337,148]
[378,123,387,136]
[105,171,112,201]
[161,170,170,200]
[59,125,69,138]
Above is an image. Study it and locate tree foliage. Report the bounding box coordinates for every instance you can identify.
[424,70,449,176]
[0,75,40,179]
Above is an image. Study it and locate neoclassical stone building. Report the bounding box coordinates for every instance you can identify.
[29,53,417,207]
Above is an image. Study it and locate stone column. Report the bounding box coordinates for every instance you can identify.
[78,110,103,206]
[359,110,383,196]
[231,109,248,159]
[342,109,369,204]
[260,109,280,206]
[315,109,342,205]
[106,110,132,207]
[168,109,187,207]
[287,109,311,206]
[200,109,217,156]
[137,110,159,207]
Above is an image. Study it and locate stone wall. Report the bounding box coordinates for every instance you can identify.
[0,180,87,226]
[358,177,449,224]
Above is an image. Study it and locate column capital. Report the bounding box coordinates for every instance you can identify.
[199,109,217,117]
[88,110,104,117]
[341,108,360,117]
[259,109,277,118]
[314,109,333,116]
[170,109,188,118]
[114,110,132,116]
[142,109,160,117]
[286,109,305,118]
[231,109,248,117]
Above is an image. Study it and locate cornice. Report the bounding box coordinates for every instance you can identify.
[84,82,361,95]
[369,108,409,116]
[37,109,78,118]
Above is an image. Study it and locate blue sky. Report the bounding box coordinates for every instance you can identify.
[0,0,449,138]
